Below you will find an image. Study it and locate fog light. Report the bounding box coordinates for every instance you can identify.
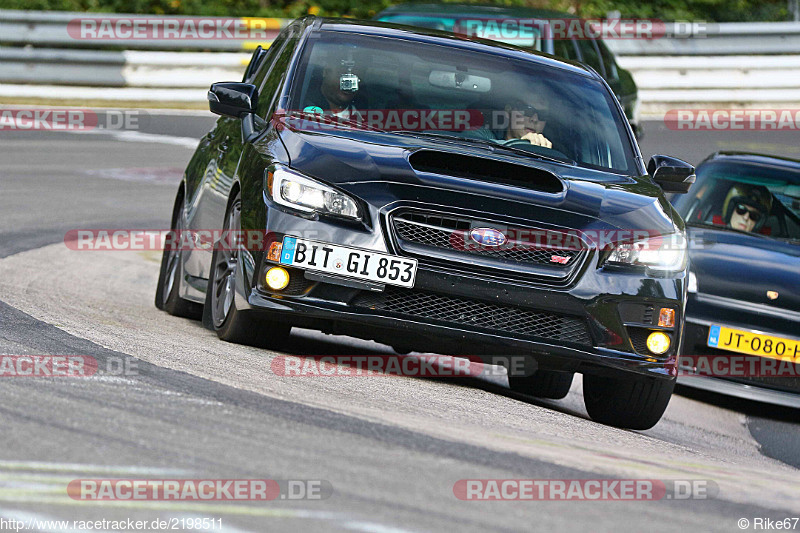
[646,331,671,355]
[658,308,675,328]
[265,267,290,290]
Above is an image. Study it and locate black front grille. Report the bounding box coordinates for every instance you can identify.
[628,328,653,354]
[354,288,592,345]
[392,212,582,268]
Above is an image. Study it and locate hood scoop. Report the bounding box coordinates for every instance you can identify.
[409,150,564,194]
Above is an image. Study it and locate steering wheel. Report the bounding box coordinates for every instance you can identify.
[502,139,534,148]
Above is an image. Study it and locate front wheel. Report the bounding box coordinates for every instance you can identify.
[583,373,674,430]
[203,193,290,348]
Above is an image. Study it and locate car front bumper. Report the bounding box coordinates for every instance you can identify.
[238,199,685,381]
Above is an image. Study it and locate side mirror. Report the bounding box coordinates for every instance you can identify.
[208,82,259,119]
[648,155,696,194]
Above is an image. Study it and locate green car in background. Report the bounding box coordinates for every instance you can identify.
[376,3,641,138]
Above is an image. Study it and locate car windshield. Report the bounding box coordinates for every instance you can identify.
[285,31,637,174]
[673,160,800,242]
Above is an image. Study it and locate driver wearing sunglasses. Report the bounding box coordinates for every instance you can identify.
[722,184,773,233]
[503,99,553,149]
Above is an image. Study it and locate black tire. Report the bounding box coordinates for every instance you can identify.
[203,192,290,348]
[583,373,675,430]
[155,188,202,319]
[509,370,574,400]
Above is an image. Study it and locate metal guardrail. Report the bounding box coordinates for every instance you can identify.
[0,10,286,51]
[0,48,245,87]
[618,55,800,90]
[3,11,799,54]
[605,21,800,55]
[1,10,800,107]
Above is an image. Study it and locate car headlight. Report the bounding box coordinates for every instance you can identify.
[266,164,360,220]
[606,233,687,273]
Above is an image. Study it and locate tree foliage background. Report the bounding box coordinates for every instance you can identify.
[0,0,792,22]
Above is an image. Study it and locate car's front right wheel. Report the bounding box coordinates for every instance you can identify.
[203,191,290,349]
[508,370,574,399]
[583,372,674,430]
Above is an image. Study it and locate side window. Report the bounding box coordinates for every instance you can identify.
[249,28,292,89]
[575,39,605,78]
[243,47,268,83]
[256,29,299,120]
[597,40,619,82]
[552,38,579,62]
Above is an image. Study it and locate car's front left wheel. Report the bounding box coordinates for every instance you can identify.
[583,372,674,430]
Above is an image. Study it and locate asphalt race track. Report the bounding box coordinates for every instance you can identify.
[0,112,798,532]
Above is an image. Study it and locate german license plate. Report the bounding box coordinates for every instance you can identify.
[707,324,800,363]
[280,237,417,288]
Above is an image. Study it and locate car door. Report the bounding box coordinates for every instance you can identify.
[181,116,239,283]
[183,27,296,281]
[236,25,304,241]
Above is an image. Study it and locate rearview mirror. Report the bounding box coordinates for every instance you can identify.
[208,82,259,119]
[648,155,696,194]
[429,70,491,92]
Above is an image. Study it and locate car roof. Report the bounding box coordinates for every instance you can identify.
[303,17,596,79]
[702,152,800,172]
[376,3,577,19]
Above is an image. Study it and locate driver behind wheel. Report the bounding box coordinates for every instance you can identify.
[303,45,364,120]
[504,98,553,148]
[722,184,773,233]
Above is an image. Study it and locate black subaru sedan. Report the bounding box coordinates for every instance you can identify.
[674,152,800,408]
[156,17,694,429]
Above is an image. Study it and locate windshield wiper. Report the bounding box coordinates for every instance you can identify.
[283,110,382,132]
[392,130,576,166]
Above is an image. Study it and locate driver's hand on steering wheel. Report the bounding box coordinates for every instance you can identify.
[521,132,552,148]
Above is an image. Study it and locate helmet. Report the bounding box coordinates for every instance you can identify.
[722,184,773,229]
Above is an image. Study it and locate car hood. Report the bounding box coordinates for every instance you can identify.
[687,226,800,312]
[277,124,676,236]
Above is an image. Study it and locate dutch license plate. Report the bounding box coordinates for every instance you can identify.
[707,324,800,363]
[279,237,417,288]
